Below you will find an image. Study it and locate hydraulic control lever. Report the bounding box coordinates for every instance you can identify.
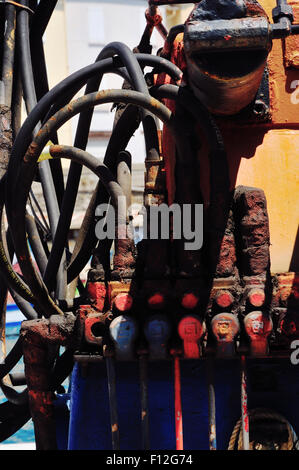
[144,314,172,360]
[244,311,273,356]
[106,316,138,449]
[178,315,205,359]
[109,315,138,361]
[211,313,240,357]
[139,315,171,449]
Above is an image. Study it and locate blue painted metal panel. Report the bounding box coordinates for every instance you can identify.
[63,358,299,450]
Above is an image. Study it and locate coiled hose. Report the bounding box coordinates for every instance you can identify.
[0,0,232,445]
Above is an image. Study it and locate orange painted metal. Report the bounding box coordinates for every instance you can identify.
[158,0,299,274]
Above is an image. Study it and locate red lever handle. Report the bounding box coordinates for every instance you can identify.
[178,315,205,359]
[211,313,240,357]
[244,311,273,356]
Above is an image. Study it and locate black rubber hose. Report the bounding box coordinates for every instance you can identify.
[0,400,31,442]
[3,59,129,299]
[10,57,22,140]
[2,3,16,107]
[67,104,140,283]
[25,213,48,276]
[49,145,127,227]
[42,46,178,291]
[70,105,141,282]
[150,84,225,154]
[17,0,37,113]
[29,0,58,38]
[8,90,173,318]
[6,52,181,201]
[98,42,160,162]
[4,56,180,295]
[0,337,23,379]
[29,34,65,208]
[8,289,37,320]
[43,56,180,284]
[42,67,133,292]
[41,54,181,128]
[40,53,180,285]
[0,345,73,442]
[0,180,34,305]
[29,0,64,207]
[17,0,66,301]
[0,13,5,90]
[66,183,100,284]
[0,380,28,406]
[4,221,39,320]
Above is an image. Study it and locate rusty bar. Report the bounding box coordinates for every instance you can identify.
[21,315,76,450]
[184,17,271,53]
[146,6,168,41]
[240,355,249,450]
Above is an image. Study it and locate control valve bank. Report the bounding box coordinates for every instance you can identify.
[0,0,298,451]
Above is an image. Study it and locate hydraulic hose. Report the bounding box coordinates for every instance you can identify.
[2,3,16,107]
[7,89,173,320]
[49,145,127,227]
[3,54,180,306]
[17,0,66,300]
[25,213,48,276]
[6,52,180,202]
[41,50,181,291]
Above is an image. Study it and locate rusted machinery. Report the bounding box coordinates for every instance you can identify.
[0,0,298,451]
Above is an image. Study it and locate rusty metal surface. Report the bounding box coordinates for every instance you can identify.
[183,1,271,115]
[185,17,271,52]
[20,315,76,449]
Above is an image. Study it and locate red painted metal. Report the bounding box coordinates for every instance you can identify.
[114,292,133,312]
[248,288,265,307]
[84,314,104,345]
[215,290,234,308]
[244,311,273,356]
[211,313,240,357]
[181,292,199,310]
[240,355,249,450]
[178,315,205,359]
[174,354,184,450]
[147,292,165,309]
[21,315,76,449]
[86,282,106,312]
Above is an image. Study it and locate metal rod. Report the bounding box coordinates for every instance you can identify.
[207,358,217,450]
[106,356,120,450]
[139,354,150,450]
[174,355,183,450]
[240,355,249,450]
